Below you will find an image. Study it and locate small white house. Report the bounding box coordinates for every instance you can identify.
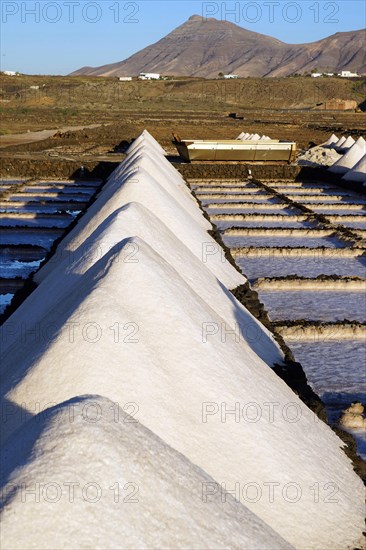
[119,77,133,81]
[224,74,239,79]
[339,70,359,78]
[311,73,323,78]
[139,73,160,80]
[3,70,16,76]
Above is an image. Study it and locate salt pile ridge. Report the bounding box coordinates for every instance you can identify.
[0,130,365,550]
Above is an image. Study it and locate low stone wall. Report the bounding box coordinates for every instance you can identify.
[173,162,301,180]
[0,158,119,180]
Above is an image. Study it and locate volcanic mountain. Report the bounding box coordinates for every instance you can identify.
[71,15,365,78]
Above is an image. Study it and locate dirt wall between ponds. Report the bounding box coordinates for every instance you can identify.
[0,158,119,180]
[173,162,302,180]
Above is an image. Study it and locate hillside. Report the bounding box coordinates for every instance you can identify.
[71,15,366,78]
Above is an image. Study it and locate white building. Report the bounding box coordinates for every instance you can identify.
[3,70,16,76]
[339,70,359,78]
[311,73,323,78]
[139,73,160,80]
[224,74,239,79]
[119,77,132,81]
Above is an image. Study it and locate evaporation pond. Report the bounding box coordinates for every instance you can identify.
[214,219,316,230]
[289,340,366,458]
[236,255,366,281]
[0,294,14,314]
[223,234,344,248]
[0,215,72,228]
[0,229,63,249]
[258,290,366,322]
[0,259,43,279]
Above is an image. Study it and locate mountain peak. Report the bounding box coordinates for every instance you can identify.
[71,17,365,78]
[188,14,203,22]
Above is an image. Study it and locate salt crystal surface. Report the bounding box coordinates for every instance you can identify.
[297,146,341,167]
[2,203,278,366]
[1,396,293,550]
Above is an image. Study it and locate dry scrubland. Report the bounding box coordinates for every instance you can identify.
[1,75,365,153]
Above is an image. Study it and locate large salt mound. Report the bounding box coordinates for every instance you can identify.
[342,153,366,182]
[1,396,293,550]
[35,166,243,290]
[2,203,277,365]
[1,238,364,549]
[328,142,366,174]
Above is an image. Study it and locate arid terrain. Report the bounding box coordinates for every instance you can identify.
[1,74,365,177]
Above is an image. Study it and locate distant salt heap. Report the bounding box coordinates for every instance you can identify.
[0,130,365,550]
[236,132,271,141]
[340,135,356,150]
[329,141,366,174]
[323,133,339,147]
[342,154,366,183]
[298,134,366,169]
[297,145,341,167]
[333,135,347,149]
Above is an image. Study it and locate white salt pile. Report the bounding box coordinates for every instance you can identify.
[1,203,280,367]
[34,141,243,290]
[0,129,364,550]
[333,135,347,149]
[1,396,292,550]
[340,136,356,150]
[355,136,366,149]
[322,134,339,146]
[342,154,366,183]
[297,145,341,167]
[237,133,271,141]
[329,141,366,174]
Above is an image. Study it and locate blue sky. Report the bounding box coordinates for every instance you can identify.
[1,1,365,74]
